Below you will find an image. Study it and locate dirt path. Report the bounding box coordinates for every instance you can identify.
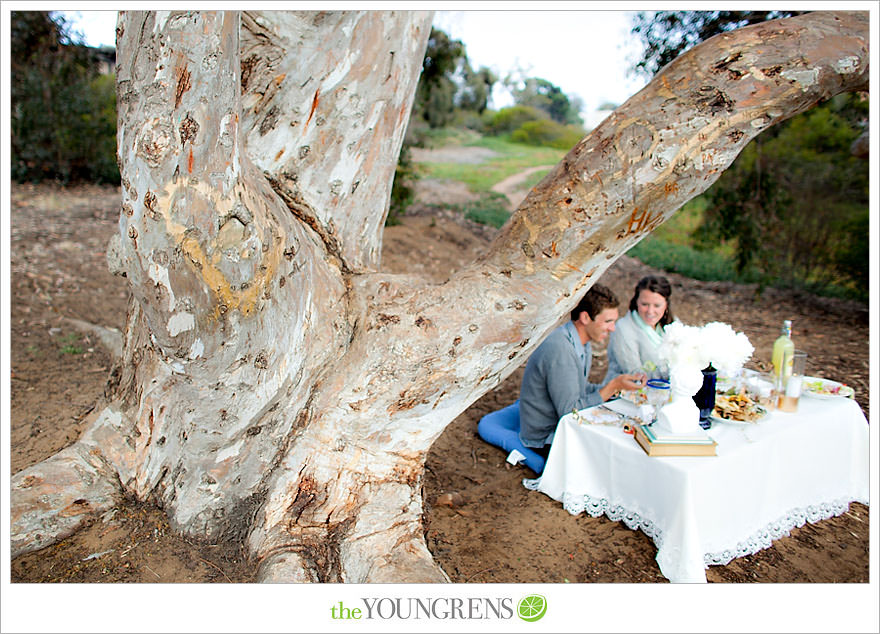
[8,182,870,587]
[490,164,555,208]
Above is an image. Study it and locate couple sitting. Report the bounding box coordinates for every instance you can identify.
[478,276,674,474]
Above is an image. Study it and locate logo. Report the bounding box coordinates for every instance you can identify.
[328,593,547,622]
[516,594,547,622]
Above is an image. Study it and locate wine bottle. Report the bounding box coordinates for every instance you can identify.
[771,320,794,378]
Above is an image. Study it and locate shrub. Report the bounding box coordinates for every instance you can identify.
[451,109,487,133]
[387,144,418,226]
[461,192,511,228]
[510,119,585,149]
[485,105,547,135]
[11,12,119,184]
[698,95,868,296]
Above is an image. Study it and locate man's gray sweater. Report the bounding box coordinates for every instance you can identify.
[518,321,604,448]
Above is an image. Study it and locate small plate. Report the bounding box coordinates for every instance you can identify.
[708,408,768,425]
[802,376,855,399]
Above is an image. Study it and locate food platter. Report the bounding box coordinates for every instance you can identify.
[802,376,855,400]
[712,391,768,423]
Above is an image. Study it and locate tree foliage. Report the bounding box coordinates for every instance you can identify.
[413,27,498,129]
[629,10,802,78]
[414,27,467,128]
[630,10,868,298]
[697,94,869,293]
[510,76,583,125]
[10,11,119,183]
[456,63,496,114]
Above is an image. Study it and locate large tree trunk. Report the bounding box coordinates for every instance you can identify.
[11,10,869,582]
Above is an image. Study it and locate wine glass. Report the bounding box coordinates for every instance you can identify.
[645,378,671,424]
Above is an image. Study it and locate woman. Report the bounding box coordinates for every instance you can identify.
[603,275,675,383]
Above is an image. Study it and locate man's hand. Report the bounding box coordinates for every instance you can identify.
[618,372,648,392]
[599,372,648,402]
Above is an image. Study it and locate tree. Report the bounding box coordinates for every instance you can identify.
[511,76,583,125]
[10,11,119,183]
[457,63,496,114]
[11,10,868,583]
[414,27,466,128]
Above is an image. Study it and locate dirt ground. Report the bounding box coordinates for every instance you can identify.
[6,175,871,585]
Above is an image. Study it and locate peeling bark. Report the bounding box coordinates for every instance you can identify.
[10,10,869,581]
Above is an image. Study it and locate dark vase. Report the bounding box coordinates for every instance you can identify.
[693,365,717,429]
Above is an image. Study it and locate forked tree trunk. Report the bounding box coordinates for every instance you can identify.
[11,10,869,582]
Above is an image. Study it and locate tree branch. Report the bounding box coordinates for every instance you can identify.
[239,11,434,273]
[332,10,870,445]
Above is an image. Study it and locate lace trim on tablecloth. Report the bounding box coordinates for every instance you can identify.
[522,478,666,548]
[702,498,856,567]
[523,478,860,567]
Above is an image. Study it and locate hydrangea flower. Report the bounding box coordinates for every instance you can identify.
[659,321,753,375]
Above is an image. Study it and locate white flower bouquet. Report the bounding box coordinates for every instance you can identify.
[655,321,753,435]
[659,321,753,375]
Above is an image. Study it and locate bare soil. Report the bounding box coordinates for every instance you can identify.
[7,176,870,585]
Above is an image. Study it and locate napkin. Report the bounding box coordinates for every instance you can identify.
[603,398,642,419]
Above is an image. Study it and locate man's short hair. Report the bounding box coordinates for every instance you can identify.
[571,284,619,321]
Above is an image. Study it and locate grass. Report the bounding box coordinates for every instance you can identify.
[418,135,565,193]
[518,167,553,192]
[460,192,511,228]
[56,332,84,355]
[627,237,755,284]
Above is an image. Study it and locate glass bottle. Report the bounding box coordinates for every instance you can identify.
[771,320,794,379]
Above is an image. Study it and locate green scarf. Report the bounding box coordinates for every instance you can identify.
[631,310,664,347]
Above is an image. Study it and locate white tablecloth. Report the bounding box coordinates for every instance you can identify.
[524,396,869,583]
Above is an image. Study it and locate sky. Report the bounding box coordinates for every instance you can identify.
[432,9,647,126]
[57,7,648,128]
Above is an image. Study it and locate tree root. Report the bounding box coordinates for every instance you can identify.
[256,550,320,583]
[64,317,123,360]
[10,441,122,558]
[251,478,450,583]
[353,534,450,583]
[254,533,448,583]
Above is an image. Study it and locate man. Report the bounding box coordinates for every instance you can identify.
[519,284,646,456]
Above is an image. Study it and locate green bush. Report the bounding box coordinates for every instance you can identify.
[831,207,869,298]
[460,192,511,228]
[450,108,487,133]
[11,12,119,184]
[696,94,868,297]
[510,119,585,149]
[485,105,547,135]
[387,144,418,226]
[629,237,751,283]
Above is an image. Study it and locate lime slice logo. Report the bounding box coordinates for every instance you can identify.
[517,594,547,622]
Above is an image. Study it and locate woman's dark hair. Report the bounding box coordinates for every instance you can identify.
[629,276,674,328]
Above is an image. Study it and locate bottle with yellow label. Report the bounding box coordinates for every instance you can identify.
[771,320,794,379]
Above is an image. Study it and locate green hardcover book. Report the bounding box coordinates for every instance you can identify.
[634,425,717,457]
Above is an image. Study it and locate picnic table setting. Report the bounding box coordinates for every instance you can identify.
[523,320,869,583]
